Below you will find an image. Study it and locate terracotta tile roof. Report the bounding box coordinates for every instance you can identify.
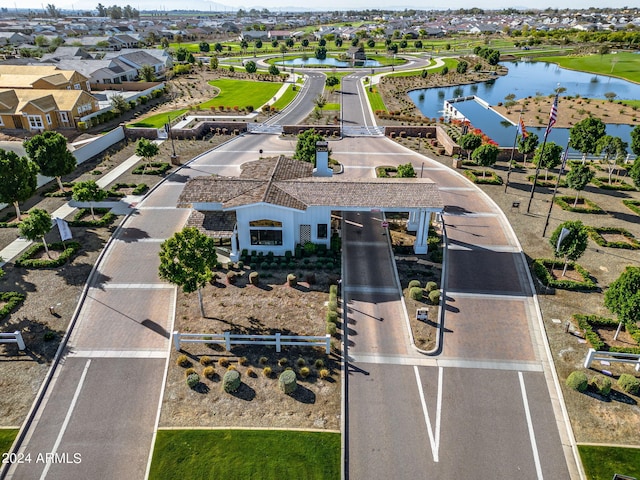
[178,155,443,213]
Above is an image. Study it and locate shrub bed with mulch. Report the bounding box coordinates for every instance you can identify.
[554,195,604,214]
[41,183,74,197]
[526,174,568,188]
[623,199,640,215]
[0,292,26,320]
[15,241,81,268]
[531,258,597,291]
[132,162,172,175]
[587,226,640,249]
[591,177,637,191]
[376,166,398,177]
[463,169,503,185]
[573,314,640,354]
[109,183,149,196]
[67,208,117,228]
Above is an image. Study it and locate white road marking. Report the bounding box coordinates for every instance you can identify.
[101,283,173,290]
[40,359,91,480]
[350,353,544,372]
[67,350,167,358]
[414,365,440,462]
[519,371,544,480]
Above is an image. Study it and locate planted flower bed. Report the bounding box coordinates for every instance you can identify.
[588,226,640,250]
[132,162,172,175]
[15,241,81,268]
[554,195,604,214]
[463,169,502,185]
[591,177,636,191]
[68,208,117,228]
[532,258,596,291]
[573,314,640,354]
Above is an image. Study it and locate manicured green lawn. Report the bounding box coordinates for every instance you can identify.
[538,52,640,84]
[0,429,18,455]
[149,429,340,480]
[202,79,281,110]
[579,445,640,480]
[366,86,387,113]
[128,108,188,129]
[271,84,299,111]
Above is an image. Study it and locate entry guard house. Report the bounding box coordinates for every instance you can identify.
[177,144,444,261]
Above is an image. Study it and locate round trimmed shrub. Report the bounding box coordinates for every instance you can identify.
[185,367,197,377]
[239,356,248,366]
[259,356,268,365]
[328,300,338,311]
[176,354,191,367]
[319,368,330,379]
[408,280,421,289]
[223,369,241,393]
[409,287,423,300]
[287,273,297,286]
[329,284,338,295]
[425,281,438,292]
[566,371,588,392]
[249,271,259,285]
[326,321,337,335]
[278,357,288,367]
[218,357,229,368]
[428,290,440,305]
[203,366,215,379]
[246,367,256,377]
[299,366,311,378]
[199,355,212,366]
[263,366,273,377]
[326,310,338,323]
[618,374,640,395]
[226,271,237,284]
[296,357,306,367]
[590,375,612,396]
[314,359,325,369]
[279,370,297,393]
[186,373,200,388]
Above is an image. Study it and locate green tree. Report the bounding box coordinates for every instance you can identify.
[318,38,326,47]
[532,141,563,180]
[630,158,640,189]
[18,209,53,258]
[294,129,325,165]
[397,163,416,178]
[140,64,155,82]
[325,75,339,91]
[268,64,280,75]
[135,138,160,167]
[458,133,483,161]
[255,39,262,50]
[595,135,628,183]
[285,38,294,48]
[565,163,594,207]
[605,266,640,325]
[158,227,218,317]
[199,41,210,52]
[315,46,327,60]
[24,131,76,193]
[72,180,107,220]
[549,220,589,275]
[0,149,39,221]
[244,60,257,73]
[456,60,468,74]
[214,43,223,53]
[471,143,500,177]
[569,117,607,162]
[630,125,640,157]
[414,40,423,49]
[517,132,539,166]
[210,56,218,70]
[301,38,309,48]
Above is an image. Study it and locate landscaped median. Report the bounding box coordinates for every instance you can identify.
[578,445,640,480]
[148,429,340,480]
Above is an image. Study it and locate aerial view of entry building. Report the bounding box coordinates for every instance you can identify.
[177,144,444,260]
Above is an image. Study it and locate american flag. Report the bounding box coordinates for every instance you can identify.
[545,94,558,137]
[516,117,528,138]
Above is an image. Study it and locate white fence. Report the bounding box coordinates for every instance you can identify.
[173,331,331,354]
[584,348,640,372]
[0,331,25,350]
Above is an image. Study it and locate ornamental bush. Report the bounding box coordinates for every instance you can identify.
[428,290,440,305]
[314,359,325,369]
[409,287,423,300]
[199,355,212,366]
[408,280,421,289]
[263,366,273,377]
[203,366,215,379]
[566,371,588,392]
[223,369,241,393]
[249,271,259,285]
[319,368,330,379]
[589,375,612,396]
[176,354,191,367]
[299,366,311,378]
[279,370,297,394]
[185,367,197,377]
[218,357,229,367]
[328,300,338,312]
[617,374,640,395]
[326,310,338,323]
[425,281,438,292]
[186,373,200,388]
[326,321,337,335]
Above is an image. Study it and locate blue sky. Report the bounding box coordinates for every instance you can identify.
[15,0,634,12]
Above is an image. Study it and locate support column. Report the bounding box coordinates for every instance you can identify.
[407,210,418,231]
[413,210,429,254]
[229,227,239,261]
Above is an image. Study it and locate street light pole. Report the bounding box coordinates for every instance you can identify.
[167,115,176,159]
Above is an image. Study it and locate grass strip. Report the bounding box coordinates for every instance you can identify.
[578,445,640,480]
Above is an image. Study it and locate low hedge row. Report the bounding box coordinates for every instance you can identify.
[532,258,597,291]
[587,226,640,250]
[109,183,149,196]
[0,292,26,320]
[591,176,636,191]
[132,162,172,175]
[15,241,81,268]
[42,182,74,197]
[554,195,604,214]
[463,169,503,185]
[573,314,640,354]
[526,174,568,188]
[68,208,116,227]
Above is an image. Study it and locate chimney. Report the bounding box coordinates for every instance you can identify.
[312,140,332,177]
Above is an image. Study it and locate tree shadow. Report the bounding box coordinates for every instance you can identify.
[230,382,256,401]
[141,318,170,338]
[192,382,210,394]
[116,227,151,243]
[288,384,316,404]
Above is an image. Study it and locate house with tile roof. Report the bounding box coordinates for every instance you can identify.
[177,149,443,261]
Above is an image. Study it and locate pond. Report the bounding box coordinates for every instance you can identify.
[408,60,640,148]
[278,57,381,68]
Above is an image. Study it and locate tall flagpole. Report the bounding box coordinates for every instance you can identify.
[505,106,525,193]
[526,90,559,213]
[542,136,570,237]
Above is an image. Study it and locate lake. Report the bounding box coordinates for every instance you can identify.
[408,60,640,149]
